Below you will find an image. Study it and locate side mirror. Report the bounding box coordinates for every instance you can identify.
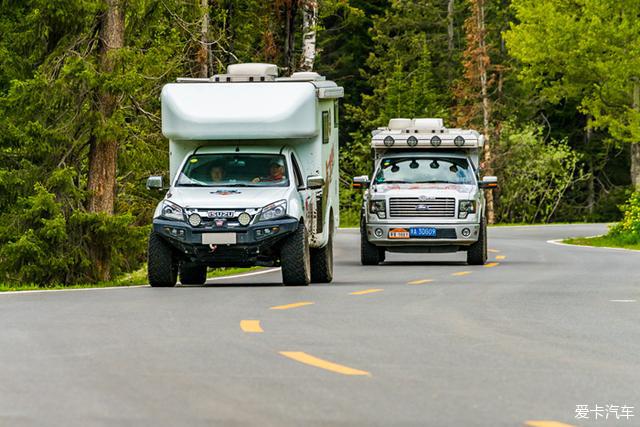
[352,175,370,189]
[146,175,164,190]
[306,175,325,190]
[479,176,498,189]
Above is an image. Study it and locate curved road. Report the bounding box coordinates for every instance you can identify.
[1,224,638,426]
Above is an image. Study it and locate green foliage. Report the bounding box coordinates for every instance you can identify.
[0,169,146,285]
[608,192,640,244]
[493,124,580,223]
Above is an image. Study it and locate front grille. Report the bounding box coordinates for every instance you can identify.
[389,197,456,218]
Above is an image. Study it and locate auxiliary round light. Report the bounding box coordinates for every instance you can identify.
[461,228,471,237]
[188,213,202,227]
[374,228,384,238]
[238,212,251,226]
[407,136,418,147]
[454,136,465,146]
[430,135,442,147]
[383,136,395,147]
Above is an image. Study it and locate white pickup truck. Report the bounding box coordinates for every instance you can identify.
[354,118,497,265]
[147,63,343,287]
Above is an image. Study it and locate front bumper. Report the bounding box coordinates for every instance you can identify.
[153,216,299,266]
[365,222,480,246]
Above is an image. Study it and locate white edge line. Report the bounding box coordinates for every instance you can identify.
[205,267,281,283]
[1,267,283,295]
[0,284,149,295]
[610,300,637,303]
[490,223,613,229]
[547,237,640,253]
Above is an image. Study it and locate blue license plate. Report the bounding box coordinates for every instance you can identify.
[409,227,437,237]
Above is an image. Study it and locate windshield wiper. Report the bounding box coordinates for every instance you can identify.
[379,180,409,184]
[178,183,206,187]
[414,180,455,184]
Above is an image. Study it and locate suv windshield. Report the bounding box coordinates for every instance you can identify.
[177,154,289,187]
[374,157,475,185]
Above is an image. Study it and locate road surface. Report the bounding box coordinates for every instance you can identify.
[0,224,638,426]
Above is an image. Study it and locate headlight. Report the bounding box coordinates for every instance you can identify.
[238,212,251,226]
[257,200,287,222]
[188,213,202,227]
[369,199,386,219]
[458,200,476,219]
[161,200,184,221]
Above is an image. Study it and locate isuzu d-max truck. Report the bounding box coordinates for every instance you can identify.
[146,63,343,287]
[354,118,497,265]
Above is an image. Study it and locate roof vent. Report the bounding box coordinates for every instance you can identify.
[414,118,445,131]
[211,63,278,83]
[388,118,412,130]
[288,71,325,81]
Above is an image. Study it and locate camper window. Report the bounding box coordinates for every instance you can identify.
[322,111,330,144]
[176,154,289,188]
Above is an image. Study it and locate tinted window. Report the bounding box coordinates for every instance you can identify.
[374,157,475,185]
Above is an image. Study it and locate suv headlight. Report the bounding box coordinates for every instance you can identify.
[161,200,184,221]
[257,200,287,222]
[369,199,386,219]
[458,200,476,219]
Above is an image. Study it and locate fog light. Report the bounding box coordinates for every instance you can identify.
[461,228,471,237]
[238,212,251,226]
[188,213,202,227]
[374,228,384,238]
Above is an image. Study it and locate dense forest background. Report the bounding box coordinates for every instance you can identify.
[1,0,639,285]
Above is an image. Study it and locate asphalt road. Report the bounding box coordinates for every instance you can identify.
[1,224,639,427]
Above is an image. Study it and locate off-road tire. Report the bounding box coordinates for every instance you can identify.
[180,263,207,285]
[281,222,311,286]
[148,233,178,287]
[467,217,487,265]
[360,223,383,265]
[311,228,333,283]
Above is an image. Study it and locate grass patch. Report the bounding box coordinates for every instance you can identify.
[1,265,264,292]
[563,235,640,251]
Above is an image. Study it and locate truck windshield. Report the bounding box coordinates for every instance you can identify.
[374,157,475,185]
[176,154,289,187]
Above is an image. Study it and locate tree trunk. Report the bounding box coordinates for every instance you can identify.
[197,0,209,78]
[87,0,125,281]
[632,81,640,190]
[447,0,455,82]
[283,1,298,75]
[475,0,495,223]
[299,0,317,71]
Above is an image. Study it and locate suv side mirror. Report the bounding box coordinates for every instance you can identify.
[479,176,497,189]
[352,175,370,189]
[146,175,164,190]
[306,175,325,190]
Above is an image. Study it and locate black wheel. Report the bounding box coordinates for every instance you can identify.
[281,222,311,286]
[467,217,487,265]
[360,222,382,265]
[148,232,177,287]
[311,228,333,283]
[180,263,207,285]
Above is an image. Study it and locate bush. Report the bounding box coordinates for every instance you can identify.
[493,124,580,223]
[608,192,640,244]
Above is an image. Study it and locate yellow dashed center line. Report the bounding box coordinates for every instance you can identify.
[452,271,472,276]
[270,301,315,310]
[407,279,434,285]
[240,320,263,333]
[484,262,499,268]
[488,248,500,253]
[280,351,371,376]
[496,255,506,260]
[524,421,576,427]
[350,288,384,295]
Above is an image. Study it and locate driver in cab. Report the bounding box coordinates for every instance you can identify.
[252,160,286,183]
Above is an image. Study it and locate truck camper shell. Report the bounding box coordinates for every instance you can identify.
[161,63,343,182]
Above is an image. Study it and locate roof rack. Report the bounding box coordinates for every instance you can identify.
[371,118,483,149]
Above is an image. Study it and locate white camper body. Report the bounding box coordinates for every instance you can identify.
[147,64,343,287]
[354,118,497,266]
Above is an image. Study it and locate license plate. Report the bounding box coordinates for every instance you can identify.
[409,227,437,237]
[388,228,410,239]
[202,233,236,244]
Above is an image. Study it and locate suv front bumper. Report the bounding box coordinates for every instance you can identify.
[152,216,299,266]
[365,222,480,246]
